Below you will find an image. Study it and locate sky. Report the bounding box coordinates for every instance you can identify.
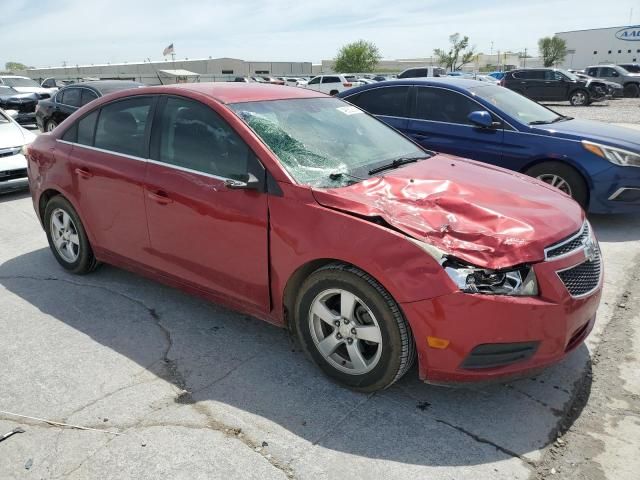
[1,0,638,68]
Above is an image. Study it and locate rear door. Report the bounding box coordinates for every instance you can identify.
[60,96,154,262]
[544,70,568,100]
[344,86,410,131]
[521,70,548,99]
[144,95,270,310]
[405,86,504,164]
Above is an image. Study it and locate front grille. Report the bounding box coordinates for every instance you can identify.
[557,253,601,297]
[545,222,590,259]
[0,168,28,182]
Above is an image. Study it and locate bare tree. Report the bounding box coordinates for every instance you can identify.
[434,33,476,72]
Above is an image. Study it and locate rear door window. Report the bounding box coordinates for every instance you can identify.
[80,89,98,106]
[348,87,410,117]
[322,76,340,84]
[151,96,251,180]
[586,67,599,77]
[413,87,480,125]
[94,97,153,157]
[62,88,82,107]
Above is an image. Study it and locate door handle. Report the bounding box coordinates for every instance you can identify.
[147,190,173,204]
[74,167,93,179]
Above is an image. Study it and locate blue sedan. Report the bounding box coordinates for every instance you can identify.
[338,78,640,213]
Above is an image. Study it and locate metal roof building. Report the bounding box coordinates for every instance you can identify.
[556,25,640,69]
[26,57,313,85]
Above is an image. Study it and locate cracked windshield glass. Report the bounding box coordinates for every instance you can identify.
[231,97,427,188]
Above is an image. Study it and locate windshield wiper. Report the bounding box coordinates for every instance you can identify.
[529,115,572,125]
[368,156,426,175]
[328,171,366,183]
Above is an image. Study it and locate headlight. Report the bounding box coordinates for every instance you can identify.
[582,140,640,167]
[443,259,538,296]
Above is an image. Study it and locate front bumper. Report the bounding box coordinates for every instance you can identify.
[588,163,640,214]
[401,246,601,384]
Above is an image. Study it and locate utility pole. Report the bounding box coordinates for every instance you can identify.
[523,47,527,68]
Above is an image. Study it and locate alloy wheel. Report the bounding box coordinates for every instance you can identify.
[571,91,586,106]
[50,208,80,263]
[308,288,383,375]
[46,121,57,132]
[536,173,573,196]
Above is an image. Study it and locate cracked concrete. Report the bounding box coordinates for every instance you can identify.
[1,188,639,479]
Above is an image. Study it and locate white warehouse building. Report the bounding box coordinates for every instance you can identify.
[556,25,640,69]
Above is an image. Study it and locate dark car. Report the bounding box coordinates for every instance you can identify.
[502,68,607,106]
[0,86,39,125]
[339,78,640,213]
[36,80,144,132]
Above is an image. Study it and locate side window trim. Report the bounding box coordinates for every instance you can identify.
[59,95,158,159]
[148,94,267,183]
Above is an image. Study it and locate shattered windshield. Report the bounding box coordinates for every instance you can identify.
[230,98,427,188]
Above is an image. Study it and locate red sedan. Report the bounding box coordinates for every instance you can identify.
[25,83,602,391]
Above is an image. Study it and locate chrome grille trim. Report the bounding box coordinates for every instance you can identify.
[556,249,602,298]
[544,221,590,260]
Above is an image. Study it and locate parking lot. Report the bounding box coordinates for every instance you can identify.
[1,100,640,480]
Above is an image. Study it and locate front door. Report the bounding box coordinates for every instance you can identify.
[144,95,270,310]
[404,86,504,165]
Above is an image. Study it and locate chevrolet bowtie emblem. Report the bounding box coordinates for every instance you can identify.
[584,237,598,262]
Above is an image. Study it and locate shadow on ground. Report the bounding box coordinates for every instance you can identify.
[589,213,640,242]
[0,248,592,468]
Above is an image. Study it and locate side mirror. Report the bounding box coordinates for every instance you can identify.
[467,110,496,129]
[224,172,262,191]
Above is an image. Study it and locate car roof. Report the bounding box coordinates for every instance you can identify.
[151,82,326,104]
[339,77,491,96]
[65,80,145,94]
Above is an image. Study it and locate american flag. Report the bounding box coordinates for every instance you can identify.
[163,43,174,56]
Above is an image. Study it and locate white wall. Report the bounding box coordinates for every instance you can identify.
[556,26,640,69]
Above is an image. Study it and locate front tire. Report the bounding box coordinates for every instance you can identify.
[45,119,58,132]
[525,161,588,208]
[295,263,415,392]
[44,196,99,274]
[569,89,589,106]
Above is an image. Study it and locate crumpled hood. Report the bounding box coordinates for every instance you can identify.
[312,154,584,269]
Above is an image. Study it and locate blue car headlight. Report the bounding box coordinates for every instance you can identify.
[583,141,640,167]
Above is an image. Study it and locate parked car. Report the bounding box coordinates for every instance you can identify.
[0,75,56,98]
[471,74,500,84]
[573,72,624,98]
[487,71,505,80]
[279,77,302,86]
[501,68,607,106]
[372,75,389,82]
[25,83,601,390]
[339,78,640,213]
[0,108,35,193]
[356,78,377,85]
[35,80,144,132]
[260,76,285,85]
[300,74,362,95]
[618,63,640,74]
[397,66,447,79]
[585,65,640,97]
[232,77,255,83]
[41,78,73,89]
[0,86,39,125]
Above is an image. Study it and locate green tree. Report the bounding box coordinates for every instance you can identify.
[537,36,567,67]
[434,33,475,72]
[333,40,381,73]
[5,61,28,71]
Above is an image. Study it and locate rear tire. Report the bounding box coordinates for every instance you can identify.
[44,196,99,274]
[295,263,415,392]
[525,161,588,208]
[569,89,589,106]
[624,83,640,98]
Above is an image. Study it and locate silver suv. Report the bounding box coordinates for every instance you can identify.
[585,65,640,97]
